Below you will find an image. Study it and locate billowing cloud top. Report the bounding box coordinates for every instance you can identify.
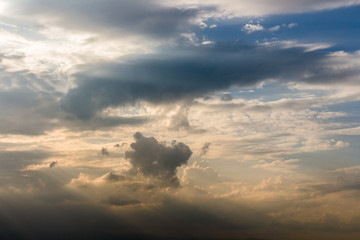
[125,132,192,187]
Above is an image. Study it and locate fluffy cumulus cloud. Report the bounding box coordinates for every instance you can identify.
[125,132,192,187]
[242,23,265,33]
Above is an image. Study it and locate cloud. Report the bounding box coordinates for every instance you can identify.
[334,166,360,175]
[125,132,192,187]
[7,0,207,40]
[242,23,265,33]
[169,0,360,16]
[287,23,298,28]
[5,0,360,35]
[101,147,109,156]
[268,25,281,32]
[0,77,149,134]
[0,189,272,240]
[49,161,57,168]
[0,82,62,135]
[168,105,190,131]
[181,162,223,189]
[221,94,233,102]
[0,150,50,172]
[64,116,150,131]
[0,150,53,188]
[252,159,300,173]
[102,172,128,182]
[200,142,211,157]
[61,42,332,119]
[103,195,140,206]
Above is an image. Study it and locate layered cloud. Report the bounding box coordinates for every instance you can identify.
[168,0,360,16]
[0,1,360,239]
[61,43,333,119]
[5,0,207,39]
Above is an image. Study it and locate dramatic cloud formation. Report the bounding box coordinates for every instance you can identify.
[61,43,331,119]
[1,1,360,239]
[125,132,192,187]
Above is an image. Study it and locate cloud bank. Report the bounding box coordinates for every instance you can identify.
[61,43,330,119]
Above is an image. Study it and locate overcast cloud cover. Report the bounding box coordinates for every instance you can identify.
[1,0,360,239]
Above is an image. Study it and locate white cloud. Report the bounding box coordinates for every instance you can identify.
[242,23,265,33]
[288,22,298,28]
[260,40,332,52]
[202,40,215,45]
[268,25,280,32]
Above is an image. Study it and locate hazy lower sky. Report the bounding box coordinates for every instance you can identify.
[1,1,360,239]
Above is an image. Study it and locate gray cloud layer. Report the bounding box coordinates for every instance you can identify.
[61,43,329,119]
[9,0,206,39]
[125,132,192,187]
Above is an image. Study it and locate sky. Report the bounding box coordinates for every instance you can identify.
[0,0,360,239]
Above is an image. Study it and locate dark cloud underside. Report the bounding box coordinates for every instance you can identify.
[61,43,330,119]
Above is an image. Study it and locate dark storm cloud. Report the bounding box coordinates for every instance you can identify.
[61,43,335,119]
[10,0,207,39]
[125,132,192,187]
